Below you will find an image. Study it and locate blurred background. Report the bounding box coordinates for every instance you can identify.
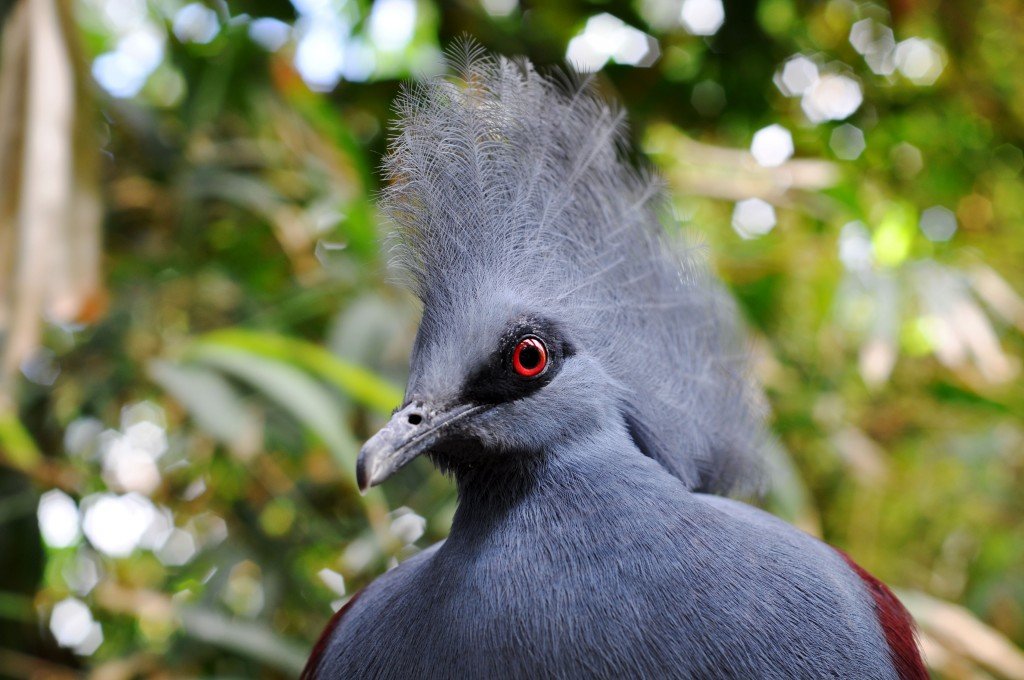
[0,0,1022,677]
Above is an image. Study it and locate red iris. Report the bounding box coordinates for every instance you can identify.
[512,337,548,377]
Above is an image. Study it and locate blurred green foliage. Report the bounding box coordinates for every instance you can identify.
[1,0,1022,677]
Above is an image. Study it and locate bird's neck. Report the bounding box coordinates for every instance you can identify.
[447,424,679,541]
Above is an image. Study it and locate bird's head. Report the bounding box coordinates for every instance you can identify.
[357,288,630,491]
[356,46,766,495]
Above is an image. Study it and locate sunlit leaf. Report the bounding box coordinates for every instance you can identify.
[0,403,41,470]
[147,360,263,458]
[186,343,361,477]
[192,329,403,414]
[179,605,308,675]
[872,202,916,267]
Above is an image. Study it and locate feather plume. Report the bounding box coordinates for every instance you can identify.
[380,43,767,495]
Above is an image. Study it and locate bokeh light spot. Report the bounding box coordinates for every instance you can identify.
[830,123,866,160]
[172,3,219,45]
[873,204,915,266]
[248,18,291,51]
[92,26,166,98]
[775,54,819,97]
[369,0,417,52]
[891,142,924,178]
[50,598,102,655]
[390,507,427,544]
[101,419,167,495]
[295,23,347,91]
[38,490,81,548]
[20,347,60,386]
[801,73,862,124]
[895,38,945,86]
[750,124,794,167]
[920,206,957,242]
[680,0,725,36]
[732,198,777,239]
[157,528,198,566]
[839,221,874,272]
[850,19,896,76]
[318,568,347,596]
[481,0,517,17]
[81,493,157,557]
[691,80,725,117]
[566,14,658,72]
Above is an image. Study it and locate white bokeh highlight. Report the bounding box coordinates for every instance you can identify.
[776,55,819,97]
[750,124,794,167]
[390,506,427,544]
[248,18,291,52]
[92,24,166,98]
[157,528,198,566]
[295,22,348,91]
[566,14,658,72]
[38,489,81,548]
[368,0,417,52]
[172,3,219,45]
[849,18,896,76]
[680,0,725,36]
[801,74,863,123]
[101,419,168,495]
[50,598,103,655]
[732,199,777,239]
[920,206,957,242]
[81,493,157,558]
[64,552,103,596]
[895,38,945,85]
[318,568,347,596]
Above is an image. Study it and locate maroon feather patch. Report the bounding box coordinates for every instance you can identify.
[836,550,928,680]
[300,589,364,680]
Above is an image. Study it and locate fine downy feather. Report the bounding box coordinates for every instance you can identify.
[381,43,766,495]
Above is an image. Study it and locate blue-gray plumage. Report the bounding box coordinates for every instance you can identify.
[304,44,926,679]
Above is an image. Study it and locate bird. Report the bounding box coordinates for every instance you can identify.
[303,44,927,679]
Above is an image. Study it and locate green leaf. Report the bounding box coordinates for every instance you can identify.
[148,359,263,457]
[178,605,308,675]
[191,329,403,415]
[873,202,917,267]
[186,344,360,477]
[0,405,41,471]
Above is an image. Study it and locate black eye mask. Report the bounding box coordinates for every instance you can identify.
[459,315,574,405]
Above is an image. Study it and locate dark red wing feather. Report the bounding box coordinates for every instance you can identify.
[300,589,364,680]
[836,550,928,680]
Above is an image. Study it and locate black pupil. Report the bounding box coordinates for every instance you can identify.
[519,344,541,369]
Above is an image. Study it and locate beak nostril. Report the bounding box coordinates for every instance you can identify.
[407,413,423,425]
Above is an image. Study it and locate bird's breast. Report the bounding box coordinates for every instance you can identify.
[312,461,902,679]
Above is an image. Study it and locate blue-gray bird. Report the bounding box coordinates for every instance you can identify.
[303,47,926,679]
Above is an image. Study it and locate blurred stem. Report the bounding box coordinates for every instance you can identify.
[0,649,77,679]
[644,123,843,220]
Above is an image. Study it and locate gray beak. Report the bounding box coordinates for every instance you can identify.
[356,401,484,492]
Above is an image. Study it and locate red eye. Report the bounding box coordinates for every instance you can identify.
[512,337,548,378]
